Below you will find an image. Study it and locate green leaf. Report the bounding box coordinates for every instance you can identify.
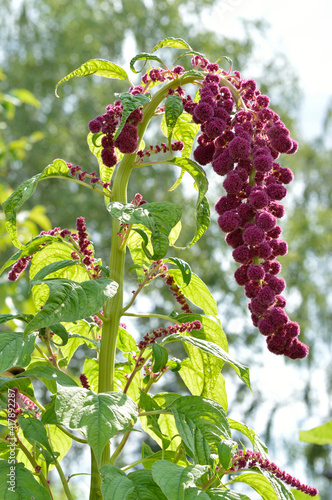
[152,344,169,373]
[169,396,231,458]
[184,489,211,499]
[117,327,137,353]
[164,258,192,286]
[0,313,34,325]
[161,112,200,160]
[139,391,170,449]
[18,415,53,455]
[290,490,320,500]
[55,59,129,96]
[151,38,192,52]
[142,450,187,470]
[127,224,154,281]
[107,201,182,260]
[151,461,209,500]
[24,277,118,335]
[22,365,79,390]
[165,95,184,145]
[10,88,41,107]
[30,241,90,311]
[128,469,169,500]
[47,424,72,468]
[168,271,219,318]
[165,333,250,389]
[215,56,233,68]
[0,332,37,373]
[228,419,268,456]
[55,386,138,465]
[32,260,79,282]
[207,490,251,500]
[2,159,71,249]
[130,53,166,74]
[161,312,229,407]
[113,92,150,140]
[49,323,69,347]
[299,420,332,445]
[140,393,182,451]
[100,465,168,500]
[218,439,237,470]
[82,357,99,392]
[100,465,138,500]
[0,461,52,499]
[164,157,208,208]
[229,472,279,500]
[0,235,61,275]
[192,196,210,248]
[259,469,296,500]
[0,377,34,398]
[60,320,99,364]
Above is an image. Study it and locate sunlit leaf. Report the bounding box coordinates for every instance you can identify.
[55,59,129,97]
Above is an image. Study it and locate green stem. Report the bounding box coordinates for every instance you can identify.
[123,312,179,322]
[89,449,103,500]
[56,425,88,444]
[40,175,111,198]
[110,429,132,465]
[53,459,75,500]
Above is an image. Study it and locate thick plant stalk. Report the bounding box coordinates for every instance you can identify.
[90,73,204,498]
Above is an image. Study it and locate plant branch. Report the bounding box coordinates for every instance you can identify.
[56,425,88,444]
[123,312,179,322]
[40,175,111,198]
[15,434,54,498]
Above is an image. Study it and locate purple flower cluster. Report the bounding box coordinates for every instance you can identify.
[8,218,102,282]
[136,140,184,162]
[164,274,193,314]
[88,99,143,167]
[76,217,99,278]
[137,320,202,351]
[184,63,308,359]
[141,66,185,87]
[79,373,91,389]
[7,387,22,421]
[230,449,318,496]
[17,392,40,417]
[66,162,110,190]
[8,255,33,281]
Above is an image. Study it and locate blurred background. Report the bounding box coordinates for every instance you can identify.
[0,0,331,498]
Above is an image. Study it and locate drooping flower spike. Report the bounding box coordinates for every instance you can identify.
[185,60,307,359]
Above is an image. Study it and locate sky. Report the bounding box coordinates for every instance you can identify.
[202,0,332,141]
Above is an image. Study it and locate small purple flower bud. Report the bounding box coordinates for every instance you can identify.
[228,136,251,160]
[242,225,265,246]
[218,211,241,233]
[247,264,265,281]
[266,184,287,200]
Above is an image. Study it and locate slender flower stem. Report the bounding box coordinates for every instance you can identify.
[110,429,132,465]
[123,312,179,322]
[53,459,75,500]
[34,344,56,367]
[40,175,111,198]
